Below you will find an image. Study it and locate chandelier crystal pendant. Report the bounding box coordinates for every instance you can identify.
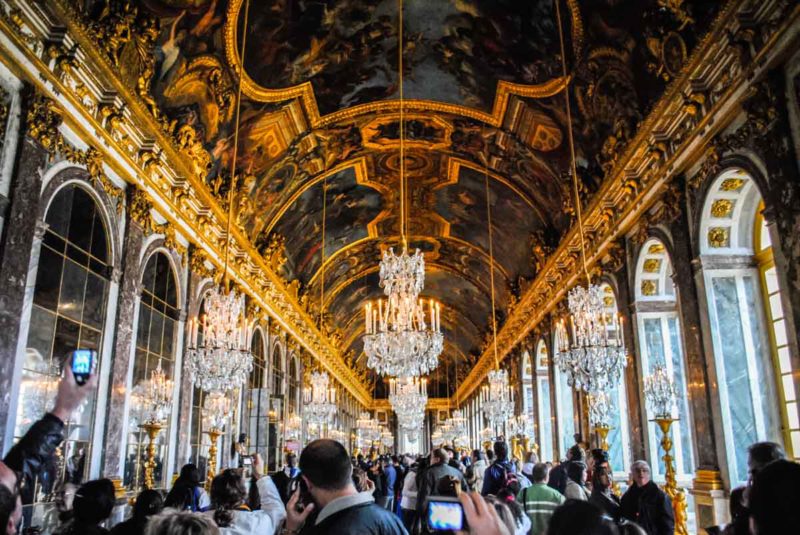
[554,285,627,394]
[481,369,515,432]
[304,371,337,430]
[202,390,232,432]
[187,288,253,392]
[356,411,381,447]
[389,376,427,432]
[506,414,533,439]
[644,363,679,419]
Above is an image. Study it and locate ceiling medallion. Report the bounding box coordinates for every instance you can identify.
[363,0,443,379]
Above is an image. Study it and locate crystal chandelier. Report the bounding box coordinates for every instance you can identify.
[186,0,253,394]
[187,286,253,392]
[380,427,394,448]
[202,390,232,432]
[329,427,346,445]
[285,413,302,441]
[362,0,443,378]
[389,376,427,432]
[431,427,443,446]
[588,391,613,428]
[644,363,678,419]
[363,261,443,377]
[136,363,173,425]
[356,411,381,445]
[554,284,626,394]
[304,371,337,429]
[506,414,533,439]
[481,369,514,431]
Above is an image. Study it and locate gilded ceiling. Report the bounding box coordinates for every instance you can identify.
[104,0,723,395]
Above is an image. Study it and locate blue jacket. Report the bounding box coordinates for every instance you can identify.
[384,464,397,494]
[481,460,515,496]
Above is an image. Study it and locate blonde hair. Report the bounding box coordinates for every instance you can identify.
[145,510,220,535]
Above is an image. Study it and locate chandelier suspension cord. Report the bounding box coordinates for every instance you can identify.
[555,0,590,286]
[222,0,251,290]
[320,176,327,326]
[398,0,407,245]
[485,164,499,371]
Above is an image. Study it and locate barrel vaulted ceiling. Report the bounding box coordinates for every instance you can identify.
[116,0,723,396]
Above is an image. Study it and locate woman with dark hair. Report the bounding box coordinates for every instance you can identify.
[110,489,164,535]
[564,461,590,501]
[589,466,620,522]
[548,500,619,535]
[164,464,210,512]
[53,478,116,535]
[496,488,531,535]
[203,454,284,535]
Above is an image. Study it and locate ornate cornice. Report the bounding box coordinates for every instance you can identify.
[456,0,800,402]
[0,0,371,406]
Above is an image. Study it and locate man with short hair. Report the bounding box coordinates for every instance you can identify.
[620,460,674,535]
[481,440,515,496]
[272,452,300,504]
[283,439,406,535]
[416,448,467,520]
[380,457,396,511]
[727,441,786,535]
[517,463,565,535]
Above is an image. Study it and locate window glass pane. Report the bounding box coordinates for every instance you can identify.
[26,307,56,372]
[66,188,94,253]
[783,376,797,403]
[83,272,107,329]
[45,187,72,236]
[643,318,665,363]
[32,246,62,311]
[768,294,784,320]
[90,214,108,263]
[764,267,779,294]
[778,347,791,374]
[711,277,757,483]
[556,370,574,454]
[58,260,87,323]
[538,378,552,462]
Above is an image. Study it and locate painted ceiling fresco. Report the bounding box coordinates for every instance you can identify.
[106,0,725,395]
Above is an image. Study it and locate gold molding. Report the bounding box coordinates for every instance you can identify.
[710,199,735,218]
[0,0,372,407]
[223,0,577,128]
[454,0,800,402]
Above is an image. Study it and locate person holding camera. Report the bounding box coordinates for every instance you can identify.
[0,357,97,535]
[282,439,406,535]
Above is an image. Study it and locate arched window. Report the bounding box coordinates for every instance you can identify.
[267,342,285,471]
[535,340,554,462]
[521,349,534,423]
[634,238,695,478]
[288,355,300,416]
[242,329,268,456]
[553,328,576,457]
[700,170,793,482]
[189,296,209,478]
[125,252,179,489]
[599,283,632,475]
[18,184,111,495]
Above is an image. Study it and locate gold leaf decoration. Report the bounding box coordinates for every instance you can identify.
[708,227,730,248]
[710,199,734,218]
[647,242,665,254]
[643,258,662,273]
[641,279,658,296]
[720,178,745,192]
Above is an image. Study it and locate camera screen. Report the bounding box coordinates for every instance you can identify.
[72,350,93,374]
[427,500,464,531]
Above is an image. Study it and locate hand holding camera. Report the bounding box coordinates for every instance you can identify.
[51,350,97,423]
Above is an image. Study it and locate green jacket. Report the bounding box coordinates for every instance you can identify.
[517,483,565,535]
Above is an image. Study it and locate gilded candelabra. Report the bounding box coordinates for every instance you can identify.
[139,421,164,490]
[204,427,222,490]
[594,425,611,451]
[654,418,689,535]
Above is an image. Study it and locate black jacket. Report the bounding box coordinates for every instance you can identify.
[620,481,674,535]
[590,487,621,522]
[299,502,408,535]
[4,413,64,500]
[547,462,569,495]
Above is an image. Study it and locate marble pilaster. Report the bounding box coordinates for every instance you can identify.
[175,268,204,466]
[0,93,49,452]
[670,208,720,472]
[100,204,145,479]
[615,257,647,461]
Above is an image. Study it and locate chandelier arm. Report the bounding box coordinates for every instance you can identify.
[555,0,590,286]
[222,0,251,289]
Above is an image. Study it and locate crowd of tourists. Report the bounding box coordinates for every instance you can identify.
[1,369,798,535]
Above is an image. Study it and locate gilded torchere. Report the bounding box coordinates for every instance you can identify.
[139,421,165,491]
[654,418,689,535]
